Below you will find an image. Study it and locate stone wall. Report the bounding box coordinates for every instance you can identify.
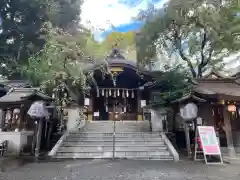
[150,108,167,132]
[0,131,34,155]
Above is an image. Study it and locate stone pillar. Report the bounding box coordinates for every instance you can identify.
[150,108,165,132]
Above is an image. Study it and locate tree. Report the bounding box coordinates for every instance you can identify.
[149,65,192,106]
[0,0,83,78]
[49,0,83,29]
[138,0,240,77]
[20,26,109,104]
[101,31,137,60]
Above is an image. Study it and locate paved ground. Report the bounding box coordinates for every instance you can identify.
[1,158,240,180]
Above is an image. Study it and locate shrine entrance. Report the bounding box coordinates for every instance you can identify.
[85,49,151,121]
[92,88,138,121]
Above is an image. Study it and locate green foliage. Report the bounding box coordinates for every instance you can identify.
[0,0,82,78]
[150,65,192,106]
[100,31,137,59]
[19,26,110,104]
[138,0,240,77]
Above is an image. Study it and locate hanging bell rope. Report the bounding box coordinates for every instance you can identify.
[96,89,99,97]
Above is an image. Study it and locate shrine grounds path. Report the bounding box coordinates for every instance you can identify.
[1,158,240,180]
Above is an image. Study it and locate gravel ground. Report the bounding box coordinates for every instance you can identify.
[0,158,240,180]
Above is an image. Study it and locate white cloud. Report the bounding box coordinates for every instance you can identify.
[81,0,146,32]
[81,0,169,36]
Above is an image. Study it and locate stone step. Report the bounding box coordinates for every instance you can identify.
[63,140,165,145]
[65,138,164,142]
[66,136,163,141]
[69,133,161,138]
[55,152,173,159]
[60,144,166,147]
[58,146,168,152]
[62,141,165,146]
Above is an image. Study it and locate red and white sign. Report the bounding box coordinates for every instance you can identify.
[197,126,221,155]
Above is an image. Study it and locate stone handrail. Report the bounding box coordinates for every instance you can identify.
[48,130,69,157]
[161,132,179,161]
[48,118,86,157]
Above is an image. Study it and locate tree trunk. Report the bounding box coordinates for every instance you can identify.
[222,107,236,158]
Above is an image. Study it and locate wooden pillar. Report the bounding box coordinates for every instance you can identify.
[35,119,43,158]
[46,122,53,149]
[137,89,143,121]
[0,109,4,130]
[222,105,236,157]
[87,91,93,121]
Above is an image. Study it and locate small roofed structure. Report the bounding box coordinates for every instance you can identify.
[0,88,52,131]
[194,76,240,101]
[169,70,240,158]
[202,69,229,79]
[0,88,52,105]
[0,88,52,155]
[171,93,206,104]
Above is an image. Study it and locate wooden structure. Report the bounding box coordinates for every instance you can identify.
[84,49,152,121]
[0,88,52,131]
[170,69,240,157]
[0,87,53,155]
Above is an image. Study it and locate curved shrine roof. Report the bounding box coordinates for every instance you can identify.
[83,49,150,74]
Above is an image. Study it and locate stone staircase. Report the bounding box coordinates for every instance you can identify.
[51,121,175,160]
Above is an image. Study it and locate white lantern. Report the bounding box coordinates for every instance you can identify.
[180,103,198,120]
[27,101,49,118]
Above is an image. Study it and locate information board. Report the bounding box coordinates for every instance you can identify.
[197,126,223,164]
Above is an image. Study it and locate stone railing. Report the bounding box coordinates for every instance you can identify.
[161,132,179,161]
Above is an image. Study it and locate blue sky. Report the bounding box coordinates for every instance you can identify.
[81,0,169,41]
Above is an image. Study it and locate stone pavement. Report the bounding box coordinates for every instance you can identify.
[1,158,240,180]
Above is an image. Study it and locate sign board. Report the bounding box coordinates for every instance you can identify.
[84,98,90,106]
[197,126,223,164]
[140,100,146,107]
[94,112,99,116]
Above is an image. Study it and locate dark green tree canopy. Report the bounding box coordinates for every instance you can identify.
[0,0,82,78]
[137,0,240,77]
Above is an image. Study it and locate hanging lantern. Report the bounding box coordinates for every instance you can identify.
[180,103,198,120]
[113,89,116,97]
[117,89,120,96]
[131,90,134,98]
[109,89,112,96]
[227,104,236,112]
[101,89,104,96]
